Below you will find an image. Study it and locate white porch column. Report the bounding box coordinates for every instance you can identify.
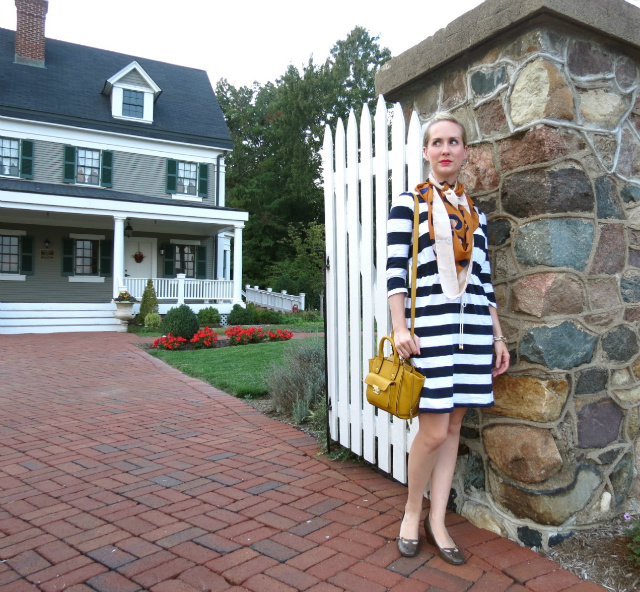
[232,224,243,305]
[113,216,126,298]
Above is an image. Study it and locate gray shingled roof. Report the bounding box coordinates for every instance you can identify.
[0,28,233,150]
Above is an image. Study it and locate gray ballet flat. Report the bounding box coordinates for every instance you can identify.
[424,514,465,565]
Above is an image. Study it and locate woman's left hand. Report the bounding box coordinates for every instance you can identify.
[492,340,510,377]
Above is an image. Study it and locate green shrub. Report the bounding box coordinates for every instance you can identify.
[227,303,256,325]
[138,279,159,321]
[162,304,199,339]
[627,515,640,565]
[144,312,162,329]
[266,337,325,424]
[255,308,284,324]
[198,306,221,326]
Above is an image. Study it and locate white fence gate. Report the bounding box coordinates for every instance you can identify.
[322,96,425,484]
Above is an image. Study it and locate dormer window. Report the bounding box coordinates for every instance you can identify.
[103,61,161,124]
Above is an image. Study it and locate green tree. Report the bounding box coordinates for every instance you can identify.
[216,27,390,293]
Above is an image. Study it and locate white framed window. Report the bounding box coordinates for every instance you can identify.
[122,89,144,118]
[77,149,101,185]
[0,137,34,179]
[63,146,113,187]
[177,162,197,196]
[62,236,111,279]
[166,160,208,198]
[0,231,33,278]
[0,138,19,177]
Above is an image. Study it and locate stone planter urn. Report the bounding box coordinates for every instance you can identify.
[113,301,135,331]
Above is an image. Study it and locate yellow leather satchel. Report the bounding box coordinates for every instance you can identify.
[365,193,424,420]
[364,335,424,420]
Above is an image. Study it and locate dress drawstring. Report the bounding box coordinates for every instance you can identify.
[459,292,467,350]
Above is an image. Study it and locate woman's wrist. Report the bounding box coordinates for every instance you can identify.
[493,335,506,342]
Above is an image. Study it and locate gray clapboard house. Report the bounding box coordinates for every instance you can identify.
[0,0,247,334]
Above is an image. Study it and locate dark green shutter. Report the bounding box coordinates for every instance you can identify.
[100,240,112,277]
[21,236,34,275]
[163,244,175,277]
[198,163,208,197]
[100,151,113,187]
[63,146,76,183]
[166,159,177,193]
[196,245,206,279]
[62,238,74,275]
[20,140,34,179]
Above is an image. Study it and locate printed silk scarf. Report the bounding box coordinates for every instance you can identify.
[415,174,480,299]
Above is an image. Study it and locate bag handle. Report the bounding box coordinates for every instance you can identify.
[409,193,420,339]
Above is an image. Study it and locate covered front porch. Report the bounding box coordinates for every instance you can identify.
[0,186,248,333]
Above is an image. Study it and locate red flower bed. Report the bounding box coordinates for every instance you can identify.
[224,326,293,346]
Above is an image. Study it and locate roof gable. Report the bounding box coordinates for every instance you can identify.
[103,60,162,99]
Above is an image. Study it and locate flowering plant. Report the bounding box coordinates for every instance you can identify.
[114,290,137,302]
[224,326,293,346]
[225,325,267,345]
[624,512,640,565]
[190,326,219,349]
[268,328,294,342]
[153,333,188,350]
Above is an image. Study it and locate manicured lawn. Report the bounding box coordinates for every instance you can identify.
[149,338,321,398]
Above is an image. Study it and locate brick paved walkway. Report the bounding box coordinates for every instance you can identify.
[0,332,605,592]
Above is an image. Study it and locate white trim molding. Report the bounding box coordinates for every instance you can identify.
[68,276,105,283]
[0,274,26,281]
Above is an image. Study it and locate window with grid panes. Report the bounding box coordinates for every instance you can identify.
[122,89,144,118]
[175,245,196,277]
[74,239,99,275]
[0,235,19,273]
[0,138,19,177]
[76,149,100,185]
[177,162,197,195]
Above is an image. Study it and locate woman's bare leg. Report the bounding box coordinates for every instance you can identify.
[398,412,451,540]
[427,406,467,548]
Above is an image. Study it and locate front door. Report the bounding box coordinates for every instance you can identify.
[124,238,155,279]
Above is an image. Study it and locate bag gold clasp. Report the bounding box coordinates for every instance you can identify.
[372,386,380,394]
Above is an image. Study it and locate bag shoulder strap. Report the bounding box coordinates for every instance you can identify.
[410,193,420,339]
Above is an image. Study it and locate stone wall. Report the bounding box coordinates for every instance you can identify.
[377,2,640,548]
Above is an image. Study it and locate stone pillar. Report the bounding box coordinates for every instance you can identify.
[113,216,125,298]
[376,0,640,547]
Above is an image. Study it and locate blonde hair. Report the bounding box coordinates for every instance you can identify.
[423,112,468,147]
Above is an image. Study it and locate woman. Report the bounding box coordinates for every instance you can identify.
[387,113,509,564]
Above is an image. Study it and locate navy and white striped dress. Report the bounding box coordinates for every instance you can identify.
[387,191,496,413]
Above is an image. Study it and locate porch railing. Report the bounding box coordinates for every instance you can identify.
[245,285,305,312]
[123,275,234,303]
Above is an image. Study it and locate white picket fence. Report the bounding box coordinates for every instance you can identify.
[322,96,425,484]
[244,285,306,313]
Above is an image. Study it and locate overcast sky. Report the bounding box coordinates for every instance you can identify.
[2,0,640,90]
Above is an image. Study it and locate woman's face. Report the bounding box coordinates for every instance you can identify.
[423,120,468,185]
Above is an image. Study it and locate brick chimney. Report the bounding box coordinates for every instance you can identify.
[14,0,48,67]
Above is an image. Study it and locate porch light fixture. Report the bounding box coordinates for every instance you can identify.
[125,220,134,238]
[44,238,51,249]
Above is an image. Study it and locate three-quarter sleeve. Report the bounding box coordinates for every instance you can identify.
[387,192,415,298]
